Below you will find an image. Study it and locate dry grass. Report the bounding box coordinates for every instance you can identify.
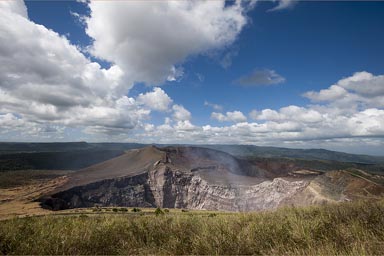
[0,170,71,189]
[1,200,383,255]
[0,172,69,220]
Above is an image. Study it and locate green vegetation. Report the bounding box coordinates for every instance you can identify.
[203,144,384,164]
[1,200,383,255]
[155,207,164,216]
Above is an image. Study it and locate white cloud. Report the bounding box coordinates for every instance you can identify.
[175,120,196,131]
[346,109,384,136]
[304,71,384,109]
[0,0,255,139]
[132,71,384,155]
[338,71,384,97]
[0,113,65,140]
[137,87,173,112]
[0,0,27,18]
[0,2,148,136]
[211,111,247,123]
[173,104,191,121]
[251,106,323,124]
[1,1,383,155]
[167,66,184,82]
[303,85,347,102]
[85,0,253,84]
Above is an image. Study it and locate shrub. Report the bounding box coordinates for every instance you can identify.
[131,207,141,212]
[155,207,164,216]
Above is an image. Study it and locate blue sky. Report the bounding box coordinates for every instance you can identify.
[0,0,384,155]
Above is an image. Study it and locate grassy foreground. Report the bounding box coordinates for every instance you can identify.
[1,201,384,255]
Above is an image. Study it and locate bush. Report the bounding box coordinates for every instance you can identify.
[112,208,118,212]
[131,207,141,212]
[155,207,164,216]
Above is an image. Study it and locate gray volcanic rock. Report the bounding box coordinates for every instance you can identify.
[40,146,384,211]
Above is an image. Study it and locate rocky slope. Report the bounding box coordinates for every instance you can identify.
[40,146,384,211]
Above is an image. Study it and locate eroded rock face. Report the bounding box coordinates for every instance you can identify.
[187,176,308,211]
[38,146,384,211]
[41,162,308,211]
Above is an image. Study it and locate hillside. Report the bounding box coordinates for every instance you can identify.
[201,144,384,164]
[0,142,383,172]
[39,146,384,211]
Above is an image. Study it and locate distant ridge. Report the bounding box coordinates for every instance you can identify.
[0,142,383,171]
[200,145,384,165]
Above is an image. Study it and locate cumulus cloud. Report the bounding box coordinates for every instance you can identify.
[1,1,384,154]
[303,71,384,109]
[0,1,149,137]
[235,69,285,87]
[142,107,384,148]
[132,71,384,155]
[0,0,27,18]
[173,104,192,121]
[1,0,252,139]
[211,111,247,123]
[303,85,348,102]
[0,0,257,140]
[137,87,173,112]
[250,106,323,123]
[85,0,254,84]
[0,113,65,140]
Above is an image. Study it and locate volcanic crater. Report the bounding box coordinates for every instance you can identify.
[40,146,384,211]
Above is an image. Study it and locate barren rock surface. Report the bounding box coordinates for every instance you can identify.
[40,146,384,211]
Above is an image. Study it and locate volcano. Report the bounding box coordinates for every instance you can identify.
[40,146,384,211]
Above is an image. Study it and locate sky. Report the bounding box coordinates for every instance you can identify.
[0,0,384,155]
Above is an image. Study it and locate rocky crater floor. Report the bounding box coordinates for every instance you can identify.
[40,146,384,211]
